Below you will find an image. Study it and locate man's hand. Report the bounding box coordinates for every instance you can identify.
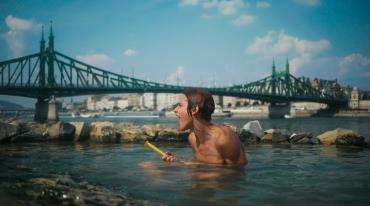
[162,151,176,162]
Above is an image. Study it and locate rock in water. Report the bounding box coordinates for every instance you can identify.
[3,175,162,205]
[157,128,189,142]
[261,129,291,143]
[46,122,75,141]
[69,122,90,141]
[141,124,160,137]
[119,127,147,142]
[289,133,313,144]
[317,128,365,146]
[90,122,119,143]
[238,130,260,144]
[242,120,263,138]
[0,121,20,143]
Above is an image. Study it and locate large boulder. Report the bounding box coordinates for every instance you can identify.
[0,121,21,143]
[317,128,365,146]
[3,122,47,143]
[242,120,263,138]
[239,120,263,144]
[157,128,189,142]
[69,122,90,141]
[141,124,161,138]
[113,122,134,130]
[90,122,120,143]
[119,127,149,142]
[289,133,313,144]
[7,175,158,205]
[261,129,291,143]
[46,122,75,141]
[239,130,260,144]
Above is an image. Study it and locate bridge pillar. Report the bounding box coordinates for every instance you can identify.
[153,93,158,111]
[47,96,59,123]
[34,98,48,123]
[213,95,224,108]
[268,102,291,118]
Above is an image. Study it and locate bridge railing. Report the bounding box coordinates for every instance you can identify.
[53,51,187,91]
[0,53,41,88]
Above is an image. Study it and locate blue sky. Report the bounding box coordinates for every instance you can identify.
[0,0,369,107]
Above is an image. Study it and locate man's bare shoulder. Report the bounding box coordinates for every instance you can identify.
[188,131,196,145]
[213,125,236,146]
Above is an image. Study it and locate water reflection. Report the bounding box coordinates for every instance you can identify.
[320,145,365,160]
[184,164,246,205]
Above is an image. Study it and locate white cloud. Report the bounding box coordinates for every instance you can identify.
[123,49,138,57]
[232,15,255,27]
[200,13,213,19]
[179,0,198,7]
[339,53,370,76]
[166,66,185,84]
[202,0,246,16]
[218,0,245,15]
[5,15,34,31]
[203,0,218,8]
[293,0,320,7]
[2,15,41,57]
[76,54,115,68]
[256,1,270,8]
[246,30,330,74]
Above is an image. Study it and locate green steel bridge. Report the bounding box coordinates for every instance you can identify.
[0,26,349,110]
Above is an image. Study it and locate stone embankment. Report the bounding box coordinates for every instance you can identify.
[0,120,368,147]
[0,120,188,144]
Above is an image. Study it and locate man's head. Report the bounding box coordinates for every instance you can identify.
[174,88,215,131]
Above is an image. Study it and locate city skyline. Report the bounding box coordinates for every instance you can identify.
[0,0,369,107]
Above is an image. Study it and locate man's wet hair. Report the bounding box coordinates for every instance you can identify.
[184,88,215,122]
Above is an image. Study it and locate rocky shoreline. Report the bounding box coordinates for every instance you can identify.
[0,120,368,147]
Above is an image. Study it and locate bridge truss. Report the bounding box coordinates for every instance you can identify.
[0,27,348,107]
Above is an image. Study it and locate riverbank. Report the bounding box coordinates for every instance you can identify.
[1,120,368,148]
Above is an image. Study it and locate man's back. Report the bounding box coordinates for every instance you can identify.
[188,124,247,165]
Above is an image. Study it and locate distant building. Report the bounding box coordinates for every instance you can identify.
[157,93,180,111]
[349,87,359,109]
[349,88,370,109]
[86,95,128,111]
[140,93,154,109]
[86,95,102,111]
[117,97,129,109]
[128,94,141,108]
[222,96,256,108]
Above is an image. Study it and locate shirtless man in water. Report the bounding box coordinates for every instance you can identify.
[163,88,247,166]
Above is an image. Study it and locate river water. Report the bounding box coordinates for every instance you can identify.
[1,116,370,205]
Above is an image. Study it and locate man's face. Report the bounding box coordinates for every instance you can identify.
[174,94,193,131]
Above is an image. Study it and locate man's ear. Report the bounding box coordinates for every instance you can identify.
[191,105,199,116]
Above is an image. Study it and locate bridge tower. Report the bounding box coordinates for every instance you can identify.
[271,59,276,96]
[284,57,291,96]
[47,22,56,87]
[268,58,292,117]
[39,26,46,87]
[34,23,59,123]
[34,27,48,122]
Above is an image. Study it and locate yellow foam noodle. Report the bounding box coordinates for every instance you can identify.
[144,140,166,157]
